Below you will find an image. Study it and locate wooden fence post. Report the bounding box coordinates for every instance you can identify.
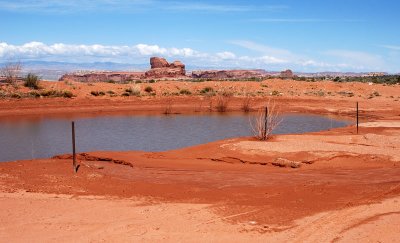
[72,121,77,173]
[356,102,359,134]
[264,106,268,140]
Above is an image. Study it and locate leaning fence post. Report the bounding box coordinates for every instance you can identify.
[264,106,268,140]
[72,121,77,173]
[356,102,359,134]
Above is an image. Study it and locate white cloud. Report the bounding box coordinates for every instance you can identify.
[230,40,292,57]
[0,0,286,13]
[380,45,400,51]
[249,18,363,23]
[324,50,385,69]
[0,0,151,13]
[0,42,200,60]
[0,41,392,72]
[165,3,287,12]
[216,51,236,59]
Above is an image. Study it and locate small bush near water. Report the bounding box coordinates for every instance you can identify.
[24,73,40,89]
[215,89,233,112]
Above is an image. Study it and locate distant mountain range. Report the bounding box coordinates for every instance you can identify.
[0,61,393,81]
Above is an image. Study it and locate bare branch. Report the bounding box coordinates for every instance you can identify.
[249,99,282,140]
[0,61,22,84]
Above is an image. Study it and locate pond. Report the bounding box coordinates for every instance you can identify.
[0,112,350,162]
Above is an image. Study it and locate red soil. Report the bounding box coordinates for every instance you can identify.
[1,79,400,241]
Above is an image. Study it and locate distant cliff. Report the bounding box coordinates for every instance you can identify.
[59,57,293,83]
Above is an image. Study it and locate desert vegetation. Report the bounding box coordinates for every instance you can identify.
[144,86,153,93]
[23,73,40,89]
[90,91,106,96]
[250,99,282,140]
[163,98,173,115]
[122,85,141,97]
[215,88,233,112]
[0,61,22,85]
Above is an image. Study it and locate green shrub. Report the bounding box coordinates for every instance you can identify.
[200,87,215,96]
[63,90,73,98]
[149,79,156,83]
[337,91,354,97]
[40,90,54,97]
[39,90,73,98]
[122,85,141,97]
[28,90,41,98]
[90,91,105,96]
[144,86,153,93]
[24,73,40,89]
[179,89,191,95]
[200,87,214,93]
[124,86,141,96]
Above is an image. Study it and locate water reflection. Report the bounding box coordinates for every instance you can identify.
[0,113,350,162]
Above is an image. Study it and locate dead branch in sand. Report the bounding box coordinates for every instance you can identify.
[250,99,282,140]
[0,61,22,85]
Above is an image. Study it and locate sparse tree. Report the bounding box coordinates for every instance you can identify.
[0,61,22,85]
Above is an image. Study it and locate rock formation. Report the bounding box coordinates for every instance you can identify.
[59,57,298,83]
[191,69,267,80]
[150,57,169,69]
[59,72,145,83]
[145,57,186,79]
[280,69,294,79]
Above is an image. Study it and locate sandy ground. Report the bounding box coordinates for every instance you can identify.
[1,192,399,242]
[1,79,400,242]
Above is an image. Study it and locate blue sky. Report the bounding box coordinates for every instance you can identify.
[0,0,399,72]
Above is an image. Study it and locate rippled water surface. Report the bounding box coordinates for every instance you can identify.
[0,113,350,162]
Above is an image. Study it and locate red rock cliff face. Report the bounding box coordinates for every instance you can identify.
[59,72,145,83]
[145,57,186,79]
[191,69,267,80]
[58,57,187,83]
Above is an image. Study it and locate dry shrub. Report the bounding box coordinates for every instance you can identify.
[163,98,173,115]
[194,99,204,112]
[241,96,251,112]
[250,99,282,140]
[0,61,22,85]
[215,88,233,112]
[241,90,253,112]
[123,85,141,96]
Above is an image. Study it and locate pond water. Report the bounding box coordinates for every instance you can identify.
[0,113,350,162]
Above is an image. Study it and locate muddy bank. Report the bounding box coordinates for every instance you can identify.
[1,79,400,120]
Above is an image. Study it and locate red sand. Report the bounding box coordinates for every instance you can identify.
[1,79,400,241]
